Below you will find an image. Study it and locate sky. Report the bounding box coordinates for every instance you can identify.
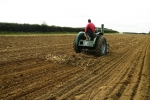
[0,0,150,33]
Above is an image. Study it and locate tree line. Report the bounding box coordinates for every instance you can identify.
[0,22,118,33]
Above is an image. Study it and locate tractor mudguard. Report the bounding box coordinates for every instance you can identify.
[75,32,85,45]
[73,32,86,53]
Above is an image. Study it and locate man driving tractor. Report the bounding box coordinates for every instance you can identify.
[85,19,96,40]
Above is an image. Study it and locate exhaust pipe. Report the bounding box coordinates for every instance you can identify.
[101,24,104,35]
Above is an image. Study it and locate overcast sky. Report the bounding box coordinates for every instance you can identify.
[0,0,150,33]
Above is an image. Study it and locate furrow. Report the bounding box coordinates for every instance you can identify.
[119,37,149,100]
[35,34,142,98]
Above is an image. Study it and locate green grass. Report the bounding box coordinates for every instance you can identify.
[0,31,118,36]
[0,32,77,36]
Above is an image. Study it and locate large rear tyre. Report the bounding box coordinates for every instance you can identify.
[95,35,108,56]
[73,37,81,53]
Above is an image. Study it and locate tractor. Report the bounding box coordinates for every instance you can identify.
[73,24,109,56]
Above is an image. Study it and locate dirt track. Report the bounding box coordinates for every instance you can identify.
[0,34,150,100]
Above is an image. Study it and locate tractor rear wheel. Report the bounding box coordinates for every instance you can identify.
[73,37,81,53]
[95,35,108,56]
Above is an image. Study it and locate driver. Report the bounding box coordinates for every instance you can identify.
[85,19,95,40]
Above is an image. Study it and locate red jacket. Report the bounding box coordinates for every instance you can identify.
[85,22,95,33]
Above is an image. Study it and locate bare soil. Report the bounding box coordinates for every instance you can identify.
[0,34,150,100]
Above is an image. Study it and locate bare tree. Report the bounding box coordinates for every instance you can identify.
[41,21,47,26]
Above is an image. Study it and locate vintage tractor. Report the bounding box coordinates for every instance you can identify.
[73,24,109,56]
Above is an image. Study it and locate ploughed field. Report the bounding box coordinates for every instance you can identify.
[0,34,150,100]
